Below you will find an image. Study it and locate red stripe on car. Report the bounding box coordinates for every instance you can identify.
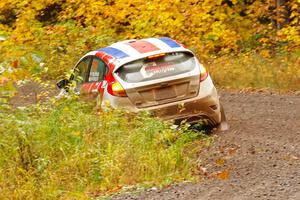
[128,40,160,53]
[96,51,114,64]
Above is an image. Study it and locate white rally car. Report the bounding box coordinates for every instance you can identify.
[57,37,228,130]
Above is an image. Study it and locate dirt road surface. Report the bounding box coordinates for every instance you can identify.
[113,90,300,200]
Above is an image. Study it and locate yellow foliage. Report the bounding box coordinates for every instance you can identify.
[1,0,299,53]
[0,0,299,90]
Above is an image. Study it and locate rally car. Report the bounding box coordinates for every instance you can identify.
[57,37,228,130]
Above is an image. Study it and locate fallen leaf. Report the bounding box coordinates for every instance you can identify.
[228,147,237,155]
[199,167,208,175]
[215,158,225,166]
[216,170,230,180]
[290,155,298,160]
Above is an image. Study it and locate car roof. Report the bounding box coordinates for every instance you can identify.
[83,37,193,70]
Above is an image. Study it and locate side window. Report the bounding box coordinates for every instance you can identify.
[75,57,91,84]
[88,57,108,82]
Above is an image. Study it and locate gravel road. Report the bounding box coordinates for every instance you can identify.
[113,90,300,200]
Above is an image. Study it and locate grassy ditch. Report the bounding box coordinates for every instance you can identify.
[0,98,210,199]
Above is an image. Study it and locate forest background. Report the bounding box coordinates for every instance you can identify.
[1,0,299,91]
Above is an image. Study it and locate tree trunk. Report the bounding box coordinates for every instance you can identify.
[276,0,287,29]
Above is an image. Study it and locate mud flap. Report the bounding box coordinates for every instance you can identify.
[218,104,229,131]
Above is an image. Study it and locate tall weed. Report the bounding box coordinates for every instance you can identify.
[0,98,209,198]
[208,51,300,91]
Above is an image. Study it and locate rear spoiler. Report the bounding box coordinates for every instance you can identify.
[112,49,195,73]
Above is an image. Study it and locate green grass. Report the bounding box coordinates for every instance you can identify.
[0,98,210,199]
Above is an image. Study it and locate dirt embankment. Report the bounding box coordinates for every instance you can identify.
[113,91,300,200]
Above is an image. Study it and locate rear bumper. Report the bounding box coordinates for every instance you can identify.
[103,75,221,125]
[149,81,221,125]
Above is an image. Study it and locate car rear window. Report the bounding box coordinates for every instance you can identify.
[116,52,195,83]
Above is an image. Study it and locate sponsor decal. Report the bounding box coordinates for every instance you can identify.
[140,62,175,78]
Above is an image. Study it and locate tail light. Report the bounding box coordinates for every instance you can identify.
[107,81,127,97]
[147,53,166,60]
[200,64,208,82]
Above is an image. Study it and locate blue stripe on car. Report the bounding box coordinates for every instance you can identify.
[98,47,129,59]
[158,37,181,48]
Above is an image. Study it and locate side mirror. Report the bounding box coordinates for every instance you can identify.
[56,79,69,89]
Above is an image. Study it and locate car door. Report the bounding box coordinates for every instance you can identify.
[71,56,92,94]
[80,56,109,99]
